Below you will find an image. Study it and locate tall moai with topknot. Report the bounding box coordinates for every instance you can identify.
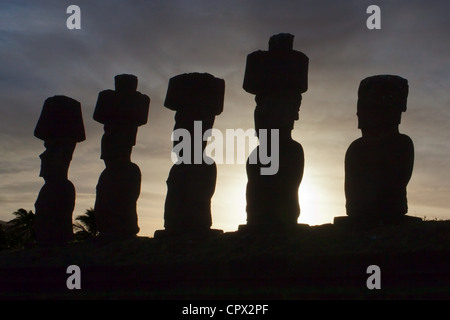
[93,74,150,239]
[241,33,309,232]
[154,72,224,238]
[337,74,416,226]
[34,95,86,245]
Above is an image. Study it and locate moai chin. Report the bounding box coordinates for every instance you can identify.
[93,74,150,239]
[241,33,309,232]
[34,95,85,245]
[154,72,225,239]
[340,74,416,226]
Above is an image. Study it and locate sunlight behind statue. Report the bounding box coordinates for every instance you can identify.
[241,33,309,232]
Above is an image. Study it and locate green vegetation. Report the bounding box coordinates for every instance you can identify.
[3,208,36,249]
[0,207,99,250]
[73,208,99,241]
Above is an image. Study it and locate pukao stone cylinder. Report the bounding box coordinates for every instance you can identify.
[115,74,138,93]
[34,95,85,142]
[243,33,309,95]
[164,72,225,116]
[93,74,150,126]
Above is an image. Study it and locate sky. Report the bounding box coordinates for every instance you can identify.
[0,0,449,236]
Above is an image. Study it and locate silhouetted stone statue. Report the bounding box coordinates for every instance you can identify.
[154,72,224,239]
[93,74,150,239]
[34,95,85,245]
[336,74,417,226]
[241,33,309,232]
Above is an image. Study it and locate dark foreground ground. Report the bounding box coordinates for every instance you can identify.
[0,218,449,300]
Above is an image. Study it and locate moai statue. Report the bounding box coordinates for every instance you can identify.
[154,72,224,239]
[34,95,86,245]
[93,74,150,239]
[338,74,416,226]
[241,33,309,232]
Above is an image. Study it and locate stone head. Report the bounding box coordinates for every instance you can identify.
[357,74,409,130]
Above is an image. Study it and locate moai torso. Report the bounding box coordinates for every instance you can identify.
[93,74,150,239]
[245,94,305,227]
[242,33,309,231]
[345,75,414,222]
[161,72,224,236]
[34,95,85,245]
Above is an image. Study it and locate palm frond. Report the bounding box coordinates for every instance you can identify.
[73,208,98,240]
[7,208,35,247]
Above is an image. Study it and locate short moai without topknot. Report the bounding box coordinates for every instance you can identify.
[336,74,417,226]
[34,95,85,245]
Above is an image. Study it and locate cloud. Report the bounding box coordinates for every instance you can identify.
[1,0,450,231]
